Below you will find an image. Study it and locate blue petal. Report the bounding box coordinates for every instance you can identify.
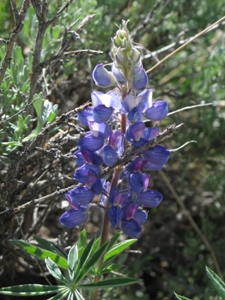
[85,170,102,195]
[78,134,104,151]
[59,208,86,228]
[145,100,168,121]
[134,210,148,225]
[127,107,142,123]
[88,122,110,139]
[102,145,118,166]
[138,189,163,208]
[121,219,142,238]
[74,150,85,167]
[65,187,94,207]
[78,107,93,126]
[142,145,170,170]
[91,91,112,107]
[108,131,124,156]
[112,63,126,84]
[109,187,128,206]
[81,149,102,165]
[132,68,148,90]
[92,64,116,88]
[74,164,100,184]
[93,105,113,123]
[108,206,123,228]
[126,122,145,142]
[128,172,144,194]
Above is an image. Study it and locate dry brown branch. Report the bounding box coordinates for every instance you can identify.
[0,0,31,85]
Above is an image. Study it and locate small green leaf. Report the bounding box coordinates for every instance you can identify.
[75,242,110,283]
[104,239,136,262]
[45,257,69,284]
[78,229,87,249]
[47,288,70,300]
[78,277,140,289]
[33,94,43,119]
[68,244,79,280]
[174,293,191,300]
[105,231,122,252]
[0,284,65,296]
[34,236,67,259]
[75,290,85,300]
[206,266,225,298]
[10,240,68,269]
[77,236,96,270]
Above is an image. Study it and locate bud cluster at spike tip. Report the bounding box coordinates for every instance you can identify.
[60,21,170,238]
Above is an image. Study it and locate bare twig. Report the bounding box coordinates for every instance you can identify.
[168,102,212,116]
[0,0,31,85]
[146,16,225,74]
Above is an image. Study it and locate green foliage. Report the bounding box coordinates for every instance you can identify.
[0,230,139,299]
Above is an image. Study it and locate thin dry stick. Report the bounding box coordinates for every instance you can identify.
[159,169,223,279]
[146,15,225,74]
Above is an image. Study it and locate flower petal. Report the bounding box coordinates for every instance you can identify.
[108,206,123,228]
[134,210,148,225]
[128,172,144,194]
[65,186,94,207]
[59,208,86,228]
[102,145,118,166]
[138,189,163,208]
[78,134,104,151]
[142,145,170,170]
[93,105,113,123]
[74,164,100,184]
[92,64,116,88]
[132,68,148,90]
[126,122,145,142]
[121,219,142,238]
[145,100,168,121]
[85,170,102,195]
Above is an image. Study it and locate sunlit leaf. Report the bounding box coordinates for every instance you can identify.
[0,284,65,296]
[45,257,69,284]
[174,293,191,300]
[78,277,140,289]
[206,266,225,298]
[10,240,68,269]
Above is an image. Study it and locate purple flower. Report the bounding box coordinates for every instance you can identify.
[60,23,171,238]
[60,208,87,228]
[144,100,168,121]
[78,134,104,151]
[92,64,117,88]
[132,68,148,90]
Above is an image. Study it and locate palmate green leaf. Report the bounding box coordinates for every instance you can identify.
[47,288,70,300]
[106,231,122,252]
[45,257,69,284]
[75,242,109,283]
[0,284,65,296]
[68,244,79,270]
[103,239,136,263]
[34,236,67,259]
[75,290,85,300]
[174,293,191,300]
[77,236,96,271]
[206,266,225,298]
[78,229,87,249]
[10,240,68,269]
[78,277,140,289]
[68,244,79,280]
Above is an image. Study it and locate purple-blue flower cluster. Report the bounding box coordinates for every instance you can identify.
[60,21,170,238]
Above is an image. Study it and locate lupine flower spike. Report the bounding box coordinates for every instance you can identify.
[60,21,170,238]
